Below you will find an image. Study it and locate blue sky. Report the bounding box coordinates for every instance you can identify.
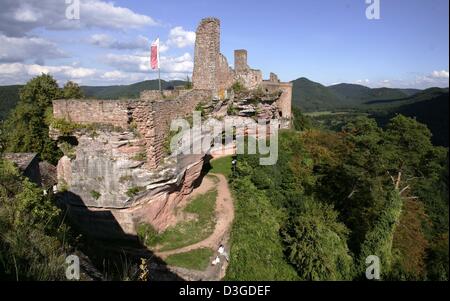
[0,0,448,88]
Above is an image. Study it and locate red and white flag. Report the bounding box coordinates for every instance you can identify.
[150,38,160,70]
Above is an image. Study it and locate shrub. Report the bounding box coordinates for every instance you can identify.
[90,190,101,200]
[137,223,160,247]
[126,186,145,197]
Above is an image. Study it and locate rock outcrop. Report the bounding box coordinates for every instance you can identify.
[55,126,206,239]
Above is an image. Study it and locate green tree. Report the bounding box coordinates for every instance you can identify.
[292,106,311,131]
[62,81,84,99]
[2,74,63,164]
[358,190,403,279]
[0,159,69,280]
[282,199,354,280]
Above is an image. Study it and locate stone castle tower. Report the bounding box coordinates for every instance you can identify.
[192,18,221,92]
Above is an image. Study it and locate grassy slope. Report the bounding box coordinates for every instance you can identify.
[165,248,214,271]
[209,156,233,178]
[144,187,217,251]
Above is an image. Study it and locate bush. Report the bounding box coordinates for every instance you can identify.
[0,159,71,280]
[90,190,101,200]
[231,81,245,94]
[137,223,161,247]
[126,186,145,197]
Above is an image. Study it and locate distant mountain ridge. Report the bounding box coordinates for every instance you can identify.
[81,79,187,99]
[291,77,427,112]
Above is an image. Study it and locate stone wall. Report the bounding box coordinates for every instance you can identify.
[261,81,292,120]
[216,53,234,99]
[140,89,189,101]
[233,49,263,90]
[234,68,263,90]
[234,49,248,71]
[53,89,212,169]
[53,99,132,128]
[147,89,212,168]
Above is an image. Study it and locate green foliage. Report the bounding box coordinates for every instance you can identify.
[208,156,232,178]
[292,106,311,131]
[225,177,299,280]
[137,223,161,247]
[1,74,63,164]
[51,118,81,136]
[59,141,76,159]
[126,186,144,197]
[194,102,206,117]
[0,159,71,280]
[62,81,84,99]
[358,190,403,278]
[282,199,354,280]
[164,126,182,156]
[0,85,21,120]
[228,114,448,281]
[90,190,101,200]
[227,104,238,115]
[426,233,449,280]
[165,248,214,271]
[231,81,245,94]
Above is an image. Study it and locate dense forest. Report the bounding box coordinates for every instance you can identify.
[0,74,448,280]
[226,114,448,280]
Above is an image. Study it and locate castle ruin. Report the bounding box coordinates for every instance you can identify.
[51,17,292,240]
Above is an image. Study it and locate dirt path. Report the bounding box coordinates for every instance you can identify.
[156,173,234,260]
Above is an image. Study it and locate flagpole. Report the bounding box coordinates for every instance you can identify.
[158,66,161,94]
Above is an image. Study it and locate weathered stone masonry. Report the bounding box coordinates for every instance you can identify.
[191,17,292,119]
[53,89,212,169]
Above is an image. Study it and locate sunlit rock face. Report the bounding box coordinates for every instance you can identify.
[55,128,206,239]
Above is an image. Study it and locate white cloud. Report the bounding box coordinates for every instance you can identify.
[167,26,195,48]
[0,34,66,63]
[75,0,158,30]
[431,70,449,79]
[355,79,370,85]
[89,34,150,50]
[0,0,158,36]
[14,5,41,23]
[0,62,97,84]
[101,70,126,80]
